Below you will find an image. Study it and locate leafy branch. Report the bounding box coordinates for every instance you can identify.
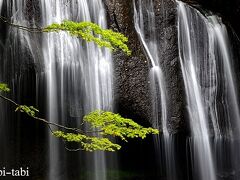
[84,111,159,142]
[44,21,132,55]
[0,16,131,55]
[0,15,154,152]
[0,83,159,152]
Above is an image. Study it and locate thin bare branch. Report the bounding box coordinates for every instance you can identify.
[0,93,102,135]
[0,16,43,33]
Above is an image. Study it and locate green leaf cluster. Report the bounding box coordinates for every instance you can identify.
[0,82,159,152]
[15,105,39,117]
[0,83,10,92]
[53,131,121,152]
[84,110,159,142]
[44,21,131,55]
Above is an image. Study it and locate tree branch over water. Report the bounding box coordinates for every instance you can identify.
[0,15,131,55]
[0,16,157,152]
[0,16,43,33]
[0,84,159,152]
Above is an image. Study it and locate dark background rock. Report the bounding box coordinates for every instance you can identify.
[104,0,187,134]
[154,0,186,134]
[104,0,153,126]
[182,0,240,38]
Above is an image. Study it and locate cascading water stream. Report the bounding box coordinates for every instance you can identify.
[133,0,168,138]
[0,1,2,12]
[211,18,240,179]
[1,0,240,179]
[40,1,114,180]
[177,2,216,180]
[178,1,240,179]
[133,1,178,179]
[0,1,114,180]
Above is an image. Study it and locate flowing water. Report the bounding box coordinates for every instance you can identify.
[178,1,240,180]
[133,1,179,180]
[1,0,240,180]
[0,0,114,180]
[40,1,113,180]
[133,0,168,139]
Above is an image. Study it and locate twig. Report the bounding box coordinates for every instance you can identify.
[0,93,102,135]
[63,141,84,152]
[0,16,43,33]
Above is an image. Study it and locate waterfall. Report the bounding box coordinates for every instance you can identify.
[41,1,114,180]
[178,1,240,180]
[133,0,168,137]
[133,1,180,179]
[0,0,2,11]
[0,0,114,179]
[177,2,217,180]
[1,0,240,179]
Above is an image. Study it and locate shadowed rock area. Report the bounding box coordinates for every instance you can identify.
[182,0,240,37]
[104,0,187,134]
[104,0,153,127]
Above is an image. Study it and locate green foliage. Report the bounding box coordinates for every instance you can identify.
[15,105,39,117]
[53,110,159,151]
[53,131,121,152]
[0,83,39,118]
[0,82,159,152]
[0,83,10,92]
[84,110,159,142]
[0,20,159,152]
[44,21,131,55]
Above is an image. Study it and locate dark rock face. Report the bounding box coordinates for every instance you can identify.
[183,0,240,38]
[154,0,186,134]
[104,0,153,126]
[104,0,187,133]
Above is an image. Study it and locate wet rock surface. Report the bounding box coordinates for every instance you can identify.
[104,0,187,133]
[154,0,186,134]
[104,0,153,126]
